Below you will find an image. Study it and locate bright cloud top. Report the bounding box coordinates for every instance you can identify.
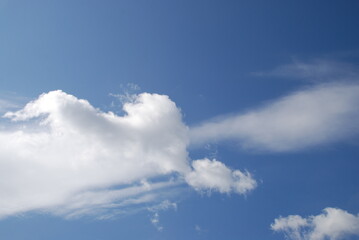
[0,90,255,219]
[271,207,359,240]
[190,83,359,152]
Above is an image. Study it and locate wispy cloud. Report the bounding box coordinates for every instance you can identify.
[190,82,359,152]
[51,181,181,219]
[192,59,359,152]
[271,207,359,240]
[0,99,17,113]
[194,224,208,235]
[0,90,255,219]
[0,93,24,114]
[255,58,359,82]
[148,200,177,231]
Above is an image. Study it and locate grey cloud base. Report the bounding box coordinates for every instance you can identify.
[0,90,255,219]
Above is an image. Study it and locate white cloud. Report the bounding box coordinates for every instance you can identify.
[190,83,359,152]
[271,207,359,240]
[0,90,254,219]
[271,215,309,240]
[185,158,256,194]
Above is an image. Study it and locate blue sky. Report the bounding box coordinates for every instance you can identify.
[1,1,359,240]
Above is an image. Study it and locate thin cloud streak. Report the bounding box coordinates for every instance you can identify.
[254,59,359,82]
[190,82,359,152]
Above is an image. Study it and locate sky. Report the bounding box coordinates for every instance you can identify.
[1,1,359,240]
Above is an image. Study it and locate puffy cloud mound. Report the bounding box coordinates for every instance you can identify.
[185,158,256,194]
[0,90,255,219]
[190,83,359,152]
[271,207,359,240]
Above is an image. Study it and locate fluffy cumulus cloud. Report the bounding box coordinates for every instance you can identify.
[190,83,359,152]
[185,158,256,194]
[271,207,359,240]
[0,90,255,219]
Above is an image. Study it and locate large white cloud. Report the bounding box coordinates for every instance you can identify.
[271,207,359,240]
[0,90,255,219]
[190,83,359,152]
